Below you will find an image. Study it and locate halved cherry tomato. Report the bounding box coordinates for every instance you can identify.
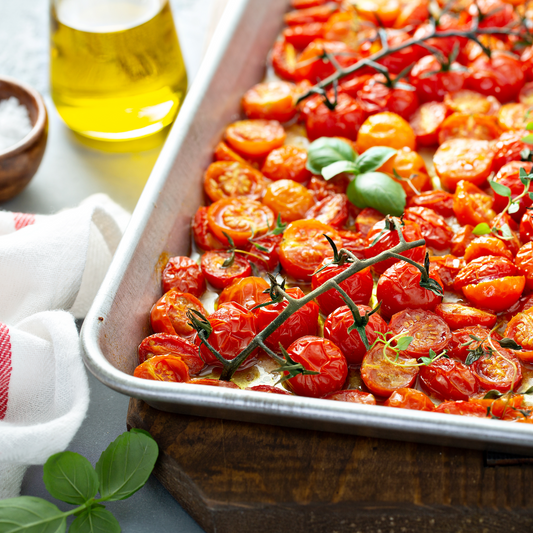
[305,193,349,228]
[409,101,449,146]
[279,219,343,280]
[134,355,190,383]
[254,287,319,351]
[492,162,533,222]
[383,387,434,411]
[454,255,517,292]
[242,81,297,122]
[244,233,283,272]
[443,89,500,116]
[379,147,431,197]
[492,130,529,174]
[364,218,425,275]
[355,207,384,237]
[438,113,501,144]
[204,161,266,203]
[470,395,527,420]
[261,145,311,183]
[285,336,348,398]
[497,103,532,131]
[271,39,300,81]
[515,242,533,290]
[214,141,247,164]
[453,180,496,226]
[218,276,270,310]
[187,378,240,389]
[419,358,478,401]
[434,139,494,192]
[307,174,350,202]
[361,343,419,398]
[245,384,292,395]
[353,0,400,26]
[323,389,377,404]
[464,236,514,263]
[263,179,315,222]
[336,230,366,260]
[284,4,339,25]
[324,304,388,365]
[192,206,224,251]
[150,289,207,340]
[520,209,533,243]
[201,250,252,290]
[472,348,522,393]
[161,256,206,297]
[389,309,451,357]
[207,197,274,246]
[433,401,487,417]
[446,325,498,363]
[504,309,533,363]
[450,225,475,256]
[403,207,454,250]
[495,211,526,256]
[138,333,204,375]
[463,276,525,312]
[194,302,257,367]
[429,255,465,290]
[407,190,454,218]
[312,259,373,316]
[282,22,325,49]
[225,119,286,158]
[435,303,497,331]
[356,112,416,152]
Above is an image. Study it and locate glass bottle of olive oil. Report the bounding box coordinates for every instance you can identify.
[50,0,187,141]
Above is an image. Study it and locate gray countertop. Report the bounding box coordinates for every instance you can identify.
[3,0,221,530]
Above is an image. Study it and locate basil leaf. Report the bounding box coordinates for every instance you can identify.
[522,134,533,144]
[322,160,358,181]
[347,172,406,216]
[96,431,158,501]
[396,336,413,351]
[354,147,396,175]
[527,122,533,131]
[490,180,511,197]
[69,507,120,533]
[0,497,66,533]
[472,223,491,236]
[306,137,356,175]
[43,451,99,505]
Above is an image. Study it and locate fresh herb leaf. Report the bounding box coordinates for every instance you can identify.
[96,430,159,501]
[522,385,533,394]
[43,451,99,505]
[306,137,356,175]
[321,160,358,181]
[69,507,121,533]
[472,222,491,236]
[522,134,533,144]
[0,496,66,533]
[490,180,512,197]
[346,172,406,216]
[498,338,522,350]
[353,146,397,175]
[509,202,520,215]
[396,336,413,352]
[465,345,486,366]
[483,390,503,400]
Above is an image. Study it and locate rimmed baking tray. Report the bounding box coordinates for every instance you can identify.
[81,0,533,454]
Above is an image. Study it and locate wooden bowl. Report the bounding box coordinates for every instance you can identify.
[0,76,48,202]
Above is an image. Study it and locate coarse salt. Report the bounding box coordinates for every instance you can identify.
[0,96,33,152]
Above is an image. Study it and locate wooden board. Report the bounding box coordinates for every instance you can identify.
[127,397,533,533]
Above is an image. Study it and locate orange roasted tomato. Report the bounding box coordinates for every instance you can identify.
[203,161,266,203]
[207,197,275,246]
[356,112,416,153]
[463,236,514,263]
[504,309,533,363]
[434,303,497,331]
[471,347,522,393]
[241,81,298,122]
[409,101,449,146]
[433,401,487,417]
[218,276,270,310]
[261,145,312,183]
[323,304,388,365]
[437,113,501,144]
[284,336,348,398]
[262,179,315,222]
[311,259,373,316]
[453,180,496,227]
[383,388,435,411]
[225,119,286,158]
[150,289,207,341]
[497,103,531,131]
[429,255,465,290]
[134,355,190,383]
[200,250,252,290]
[403,207,454,250]
[161,256,206,297]
[443,89,500,116]
[516,242,533,291]
[279,219,343,280]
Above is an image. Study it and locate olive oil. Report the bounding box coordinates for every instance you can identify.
[50,0,187,141]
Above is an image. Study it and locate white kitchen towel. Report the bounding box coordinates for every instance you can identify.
[0,194,129,498]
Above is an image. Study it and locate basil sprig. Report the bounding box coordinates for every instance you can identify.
[0,429,158,533]
[306,137,405,216]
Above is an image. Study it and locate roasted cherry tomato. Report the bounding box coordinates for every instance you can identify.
[207,197,274,246]
[187,378,240,389]
[379,147,431,197]
[407,190,454,218]
[356,112,416,153]
[213,141,247,164]
[409,101,449,146]
[446,325,498,363]
[497,103,531,131]
[438,113,501,144]
[383,388,435,411]
[192,206,224,251]
[244,232,283,272]
[515,242,533,291]
[433,401,487,417]
[354,0,400,26]
[225,119,286,157]
[377,262,443,319]
[150,289,207,340]
[305,193,349,228]
[218,276,270,310]
[435,303,497,331]
[419,358,478,401]
[504,309,533,363]
[492,130,530,174]
[520,209,533,243]
[443,89,500,116]
[323,390,377,404]
[364,218,425,275]
[389,309,451,358]
[261,145,312,183]
[161,256,206,297]
[312,259,373,316]
[271,39,300,81]
[361,343,419,398]
[403,207,454,250]
[203,161,266,203]
[468,0,515,28]
[296,40,358,81]
[472,348,522,393]
[323,304,388,365]
[279,219,343,280]
[429,255,465,290]
[492,162,533,222]
[138,333,204,375]
[282,22,325,49]
[434,139,494,191]
[284,4,338,25]
[307,174,350,202]
[355,207,384,237]
[394,0,429,27]
[464,235,514,263]
[470,395,527,421]
[242,81,297,122]
[285,336,348,398]
[245,384,292,395]
[453,180,496,226]
[263,179,315,222]
[450,225,474,256]
[134,355,190,383]
[454,255,517,292]
[201,250,252,290]
[254,287,319,351]
[462,276,525,313]
[195,302,257,367]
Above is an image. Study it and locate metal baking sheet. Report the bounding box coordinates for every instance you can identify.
[81,0,533,454]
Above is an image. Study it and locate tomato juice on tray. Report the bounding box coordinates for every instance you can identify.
[133,0,533,422]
